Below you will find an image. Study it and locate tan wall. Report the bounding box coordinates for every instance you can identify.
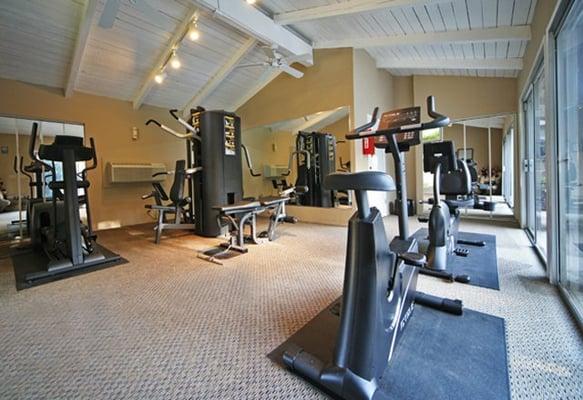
[413,75,517,120]
[0,78,186,229]
[410,75,518,204]
[352,49,396,214]
[237,49,355,225]
[237,49,354,130]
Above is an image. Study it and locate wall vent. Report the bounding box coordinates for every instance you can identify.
[106,163,166,183]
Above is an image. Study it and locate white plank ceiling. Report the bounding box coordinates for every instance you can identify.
[0,0,536,112]
[261,0,537,78]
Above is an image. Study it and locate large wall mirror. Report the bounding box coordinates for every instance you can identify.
[0,116,84,244]
[241,106,352,210]
[437,113,516,220]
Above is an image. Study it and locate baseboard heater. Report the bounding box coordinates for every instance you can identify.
[106,162,166,184]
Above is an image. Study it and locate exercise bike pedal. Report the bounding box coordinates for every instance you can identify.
[458,239,486,247]
[454,248,469,257]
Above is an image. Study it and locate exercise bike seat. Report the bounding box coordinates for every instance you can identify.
[444,197,474,209]
[324,171,396,192]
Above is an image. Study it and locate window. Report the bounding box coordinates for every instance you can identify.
[556,0,583,311]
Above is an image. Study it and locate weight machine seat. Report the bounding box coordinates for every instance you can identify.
[49,180,90,190]
[145,204,178,211]
[324,171,396,192]
[213,200,262,213]
[259,196,290,207]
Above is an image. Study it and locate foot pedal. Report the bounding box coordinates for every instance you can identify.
[454,248,469,257]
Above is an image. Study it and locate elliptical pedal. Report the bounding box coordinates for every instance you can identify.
[454,247,469,257]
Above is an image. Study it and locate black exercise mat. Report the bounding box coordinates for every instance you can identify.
[412,228,499,290]
[268,298,509,400]
[11,244,127,290]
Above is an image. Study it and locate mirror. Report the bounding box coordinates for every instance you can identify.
[0,116,84,242]
[438,113,516,219]
[241,106,351,209]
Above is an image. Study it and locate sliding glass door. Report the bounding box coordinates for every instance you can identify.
[522,66,548,260]
[556,0,583,312]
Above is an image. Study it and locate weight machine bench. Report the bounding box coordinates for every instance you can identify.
[198,195,291,264]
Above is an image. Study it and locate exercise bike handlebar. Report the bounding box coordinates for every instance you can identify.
[346,96,449,140]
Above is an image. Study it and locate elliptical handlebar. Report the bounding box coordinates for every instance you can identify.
[346,96,449,140]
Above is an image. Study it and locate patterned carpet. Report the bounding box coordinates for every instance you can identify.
[0,217,581,399]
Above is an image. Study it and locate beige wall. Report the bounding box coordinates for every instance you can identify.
[237,49,356,225]
[413,75,517,120]
[410,75,518,204]
[237,49,354,130]
[352,49,396,214]
[0,78,186,229]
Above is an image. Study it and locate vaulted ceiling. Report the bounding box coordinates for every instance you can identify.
[0,1,536,111]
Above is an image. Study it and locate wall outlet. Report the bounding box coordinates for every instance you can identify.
[132,127,139,141]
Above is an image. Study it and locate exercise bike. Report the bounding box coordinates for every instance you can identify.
[282,96,463,400]
[417,141,485,283]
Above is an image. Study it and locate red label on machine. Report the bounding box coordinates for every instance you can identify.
[362,136,375,155]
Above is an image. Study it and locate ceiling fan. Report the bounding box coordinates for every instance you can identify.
[238,46,304,79]
[98,0,160,29]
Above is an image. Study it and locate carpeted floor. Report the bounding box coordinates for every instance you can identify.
[0,217,581,399]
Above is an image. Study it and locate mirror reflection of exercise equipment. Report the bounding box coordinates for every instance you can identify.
[241,106,351,210]
[440,114,516,219]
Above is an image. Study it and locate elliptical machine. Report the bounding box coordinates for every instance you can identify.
[26,123,121,282]
[282,97,463,400]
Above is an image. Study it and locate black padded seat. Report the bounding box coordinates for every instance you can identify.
[259,196,290,206]
[444,198,474,209]
[213,201,262,213]
[324,171,396,192]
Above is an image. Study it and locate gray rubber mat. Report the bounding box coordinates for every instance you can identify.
[412,228,499,289]
[269,298,509,400]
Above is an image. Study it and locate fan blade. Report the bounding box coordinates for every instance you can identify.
[281,64,304,79]
[99,0,121,29]
[133,0,160,22]
[259,45,276,58]
[237,62,270,69]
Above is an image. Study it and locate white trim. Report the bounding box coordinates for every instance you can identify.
[378,57,523,71]
[64,0,99,98]
[316,26,531,49]
[274,0,452,25]
[194,0,312,57]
